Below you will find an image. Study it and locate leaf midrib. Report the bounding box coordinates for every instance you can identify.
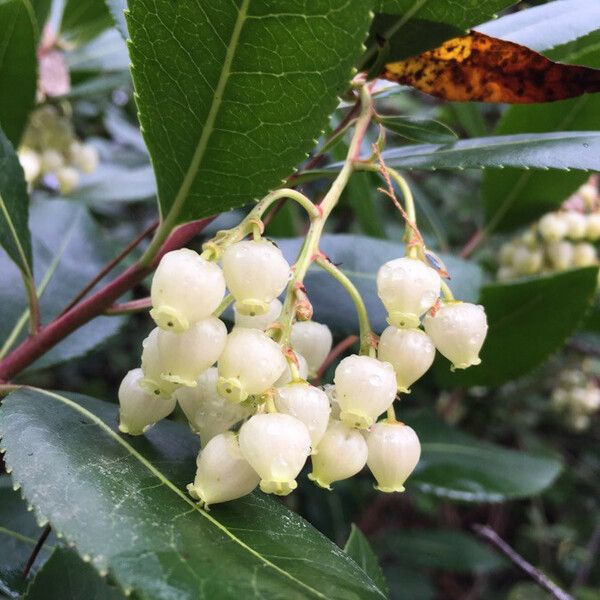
[0,191,31,276]
[30,388,329,600]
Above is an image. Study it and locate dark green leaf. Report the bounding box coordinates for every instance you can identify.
[30,0,51,28]
[0,477,53,596]
[435,267,599,388]
[378,116,457,144]
[477,0,600,52]
[24,548,125,600]
[383,565,435,600]
[0,0,37,147]
[60,0,113,45]
[374,529,505,573]
[0,199,125,371]
[344,525,389,597]
[0,128,32,275]
[0,390,386,600]
[104,0,127,38]
[127,1,372,227]
[277,234,484,334]
[409,412,563,502]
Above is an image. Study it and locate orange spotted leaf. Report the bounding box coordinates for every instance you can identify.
[381,31,600,104]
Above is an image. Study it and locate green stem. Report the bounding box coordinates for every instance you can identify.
[440,280,456,302]
[213,294,234,317]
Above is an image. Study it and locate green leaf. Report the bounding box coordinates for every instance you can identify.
[0,0,37,147]
[24,548,125,600]
[477,0,600,52]
[104,0,127,38]
[344,525,389,597]
[482,31,600,232]
[126,1,372,227]
[0,390,387,600]
[60,0,113,45]
[30,0,51,29]
[373,529,505,574]
[409,412,563,502]
[435,267,599,388]
[0,128,32,276]
[0,477,54,597]
[375,131,600,172]
[0,199,125,370]
[378,116,457,144]
[276,234,484,334]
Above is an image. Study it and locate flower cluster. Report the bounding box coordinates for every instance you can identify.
[497,181,600,281]
[17,105,98,194]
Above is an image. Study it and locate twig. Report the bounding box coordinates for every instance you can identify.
[460,229,484,259]
[105,297,152,315]
[572,522,600,590]
[22,524,51,579]
[60,219,159,316]
[312,334,359,385]
[472,524,574,600]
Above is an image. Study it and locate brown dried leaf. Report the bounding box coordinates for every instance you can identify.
[381,31,600,103]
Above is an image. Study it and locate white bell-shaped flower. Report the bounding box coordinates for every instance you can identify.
[140,328,179,398]
[565,212,587,239]
[334,355,397,429]
[290,321,333,376]
[274,383,331,448]
[538,212,568,242]
[586,213,600,240]
[222,240,290,316]
[367,421,421,492]
[378,326,436,393]
[150,248,226,332]
[274,353,309,387]
[573,242,597,267]
[377,257,441,328]
[18,148,41,184]
[57,166,79,195]
[118,368,176,435]
[217,328,286,402]
[547,241,574,270]
[70,142,98,174]
[239,413,311,495]
[175,368,252,445]
[187,432,260,507]
[424,302,488,370]
[308,421,367,489]
[322,384,341,420]
[158,316,227,387]
[234,298,282,330]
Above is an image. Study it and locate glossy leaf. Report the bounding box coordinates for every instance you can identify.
[435,267,599,388]
[378,116,457,144]
[104,0,127,38]
[0,0,37,147]
[61,0,113,45]
[127,1,372,227]
[344,525,388,597]
[477,0,600,52]
[0,390,386,600]
[381,32,600,103]
[0,129,32,275]
[24,548,125,600]
[410,412,563,502]
[0,200,125,370]
[0,477,53,597]
[276,234,483,334]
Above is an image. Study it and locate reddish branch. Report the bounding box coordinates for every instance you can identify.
[312,335,358,385]
[0,218,214,381]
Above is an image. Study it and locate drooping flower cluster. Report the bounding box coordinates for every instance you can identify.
[17,105,98,194]
[497,181,600,281]
[118,231,488,507]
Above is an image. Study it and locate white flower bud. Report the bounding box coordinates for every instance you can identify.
[499,242,516,266]
[377,257,441,328]
[71,143,99,173]
[187,432,259,507]
[274,383,331,448]
[222,240,290,316]
[378,326,435,393]
[175,368,252,445]
[40,149,64,173]
[572,242,597,267]
[334,355,397,429]
[274,353,309,387]
[150,249,226,332]
[239,413,311,495]
[547,241,574,270]
[18,148,41,184]
[217,328,286,402]
[586,213,600,240]
[158,317,227,387]
[118,368,176,435]
[57,166,79,195]
[290,321,333,376]
[308,420,367,489]
[424,302,488,370]
[512,246,543,275]
[140,328,179,398]
[234,298,282,330]
[538,213,568,242]
[367,421,421,492]
[579,183,598,204]
[565,212,587,239]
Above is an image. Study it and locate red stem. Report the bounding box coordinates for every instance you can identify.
[312,334,359,385]
[0,218,214,381]
[460,229,484,259]
[105,297,152,315]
